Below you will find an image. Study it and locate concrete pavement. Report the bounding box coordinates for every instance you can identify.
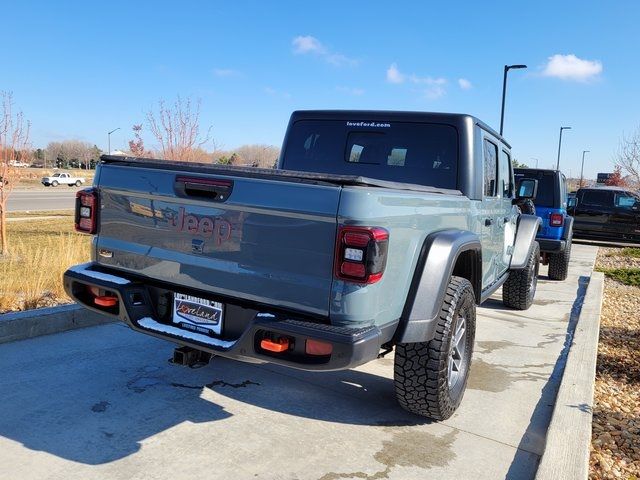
[0,244,598,480]
[7,189,78,212]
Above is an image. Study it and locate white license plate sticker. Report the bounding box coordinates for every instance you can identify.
[172,293,223,335]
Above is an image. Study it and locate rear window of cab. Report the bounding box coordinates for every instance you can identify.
[281,120,458,189]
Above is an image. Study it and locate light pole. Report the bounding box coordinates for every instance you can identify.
[556,126,572,171]
[108,127,121,155]
[579,150,590,188]
[530,157,539,168]
[499,64,527,136]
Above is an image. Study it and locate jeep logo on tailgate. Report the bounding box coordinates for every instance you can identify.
[170,207,232,245]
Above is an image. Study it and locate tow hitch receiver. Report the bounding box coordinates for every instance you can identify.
[171,346,212,367]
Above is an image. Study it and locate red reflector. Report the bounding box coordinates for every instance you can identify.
[94,296,118,307]
[343,232,370,247]
[260,338,289,353]
[340,262,366,278]
[306,339,333,356]
[79,218,93,230]
[550,213,564,226]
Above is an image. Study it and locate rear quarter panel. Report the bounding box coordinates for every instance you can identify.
[330,186,471,328]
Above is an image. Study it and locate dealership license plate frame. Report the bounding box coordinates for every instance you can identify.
[172,292,224,336]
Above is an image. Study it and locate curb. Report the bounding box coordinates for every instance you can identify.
[0,303,115,344]
[535,271,604,480]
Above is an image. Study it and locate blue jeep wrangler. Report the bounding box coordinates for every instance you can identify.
[514,168,573,280]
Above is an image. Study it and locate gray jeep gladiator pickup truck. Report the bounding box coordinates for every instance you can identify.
[64,110,540,420]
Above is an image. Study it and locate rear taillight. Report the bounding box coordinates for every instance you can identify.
[75,188,98,234]
[550,213,564,227]
[335,226,388,284]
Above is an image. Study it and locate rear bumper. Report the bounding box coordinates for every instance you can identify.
[537,238,566,253]
[63,262,385,371]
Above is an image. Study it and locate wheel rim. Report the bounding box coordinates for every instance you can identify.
[447,314,467,390]
[529,258,539,298]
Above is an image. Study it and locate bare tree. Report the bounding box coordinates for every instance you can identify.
[0,92,31,255]
[146,96,213,162]
[615,126,640,185]
[128,124,147,157]
[45,140,97,169]
[234,144,280,168]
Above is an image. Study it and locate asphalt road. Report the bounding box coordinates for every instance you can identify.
[7,188,78,212]
[0,245,598,480]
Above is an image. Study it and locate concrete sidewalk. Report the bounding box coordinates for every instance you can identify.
[0,244,597,480]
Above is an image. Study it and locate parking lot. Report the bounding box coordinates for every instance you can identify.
[0,244,597,480]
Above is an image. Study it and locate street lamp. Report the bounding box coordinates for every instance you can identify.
[499,64,527,136]
[530,157,539,168]
[556,126,572,171]
[579,150,590,188]
[108,127,121,155]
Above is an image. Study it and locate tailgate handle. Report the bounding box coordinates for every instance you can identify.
[175,176,233,202]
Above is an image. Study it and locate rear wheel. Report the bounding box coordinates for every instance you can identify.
[548,238,571,281]
[394,276,475,420]
[75,180,82,186]
[503,241,540,310]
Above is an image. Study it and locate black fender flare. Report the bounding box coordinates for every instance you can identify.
[394,229,482,345]
[509,214,542,270]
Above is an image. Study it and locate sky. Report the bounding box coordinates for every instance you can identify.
[3,0,640,179]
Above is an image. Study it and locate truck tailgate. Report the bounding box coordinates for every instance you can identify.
[94,163,341,316]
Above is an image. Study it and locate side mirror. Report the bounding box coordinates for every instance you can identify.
[516,178,538,200]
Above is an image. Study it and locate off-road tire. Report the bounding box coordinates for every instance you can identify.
[548,238,571,281]
[51,180,58,187]
[503,241,540,310]
[394,276,476,420]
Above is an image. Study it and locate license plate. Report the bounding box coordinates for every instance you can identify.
[172,293,223,335]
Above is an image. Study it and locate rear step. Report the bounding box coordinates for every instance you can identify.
[171,346,213,368]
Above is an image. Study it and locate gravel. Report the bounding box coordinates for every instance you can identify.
[590,249,640,479]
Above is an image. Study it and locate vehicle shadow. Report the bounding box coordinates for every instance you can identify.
[505,275,590,479]
[0,327,424,465]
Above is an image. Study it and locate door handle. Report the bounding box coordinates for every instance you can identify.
[485,218,493,227]
[503,217,510,224]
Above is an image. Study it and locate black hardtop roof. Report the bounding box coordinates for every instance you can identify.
[290,109,510,148]
[514,168,562,175]
[577,186,634,192]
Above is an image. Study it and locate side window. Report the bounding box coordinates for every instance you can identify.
[483,139,498,197]
[614,192,638,208]
[582,190,613,207]
[500,150,512,198]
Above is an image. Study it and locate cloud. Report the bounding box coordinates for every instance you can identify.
[264,87,291,99]
[336,86,365,96]
[292,35,357,66]
[386,63,405,84]
[386,63,448,99]
[213,68,241,78]
[542,54,602,82]
[458,78,472,90]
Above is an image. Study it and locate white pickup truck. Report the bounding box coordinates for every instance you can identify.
[41,172,86,187]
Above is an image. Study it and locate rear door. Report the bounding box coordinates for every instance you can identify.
[477,135,503,287]
[611,191,640,237]
[497,148,517,276]
[95,163,341,316]
[574,189,614,234]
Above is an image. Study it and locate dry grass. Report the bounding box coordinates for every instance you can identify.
[14,167,95,189]
[0,212,90,313]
